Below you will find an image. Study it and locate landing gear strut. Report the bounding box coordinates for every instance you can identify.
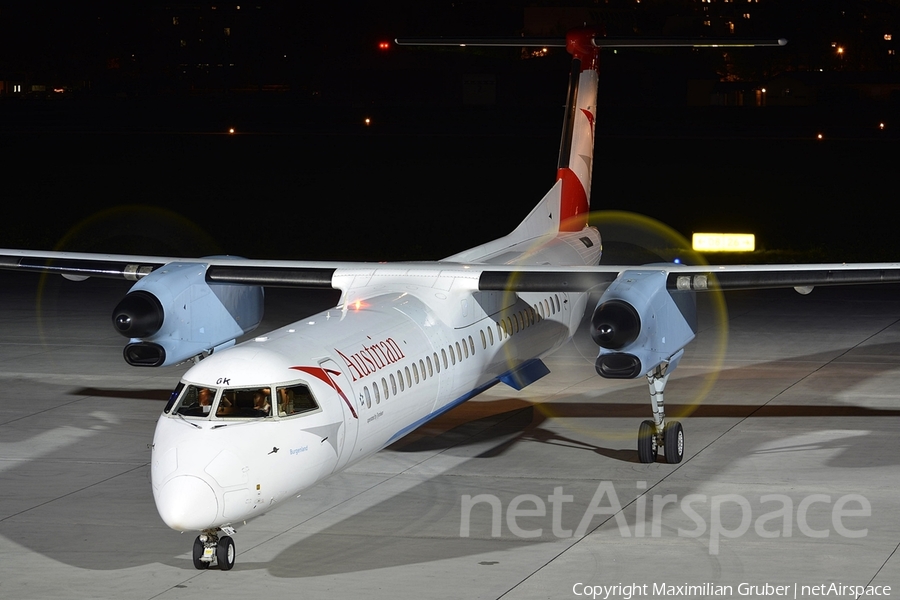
[192,527,237,570]
[637,361,684,464]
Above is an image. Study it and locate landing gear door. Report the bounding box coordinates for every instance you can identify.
[319,358,359,471]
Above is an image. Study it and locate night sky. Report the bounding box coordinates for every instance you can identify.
[2,2,899,262]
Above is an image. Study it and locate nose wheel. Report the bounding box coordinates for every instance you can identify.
[192,535,209,570]
[192,527,237,570]
[663,421,684,464]
[637,420,657,463]
[637,362,684,464]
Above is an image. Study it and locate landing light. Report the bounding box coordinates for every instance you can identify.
[228,127,235,134]
[816,133,824,140]
[692,233,755,253]
[364,118,372,126]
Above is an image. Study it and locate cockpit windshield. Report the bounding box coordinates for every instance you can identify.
[167,382,320,419]
[168,385,217,417]
[216,387,275,418]
[275,383,319,417]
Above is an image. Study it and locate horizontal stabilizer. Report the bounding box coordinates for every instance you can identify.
[396,37,786,49]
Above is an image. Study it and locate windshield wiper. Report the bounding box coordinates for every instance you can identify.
[176,412,201,429]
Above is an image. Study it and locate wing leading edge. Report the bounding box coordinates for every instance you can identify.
[3,249,900,294]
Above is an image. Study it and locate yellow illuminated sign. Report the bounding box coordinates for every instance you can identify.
[692,233,755,252]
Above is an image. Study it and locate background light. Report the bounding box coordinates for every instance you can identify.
[692,233,755,252]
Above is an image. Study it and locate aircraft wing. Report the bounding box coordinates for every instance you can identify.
[476,262,900,293]
[3,248,900,293]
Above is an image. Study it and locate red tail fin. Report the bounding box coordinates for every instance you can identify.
[557,28,600,232]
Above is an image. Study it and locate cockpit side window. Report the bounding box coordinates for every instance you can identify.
[164,382,185,414]
[216,387,273,418]
[173,385,217,417]
[276,383,319,417]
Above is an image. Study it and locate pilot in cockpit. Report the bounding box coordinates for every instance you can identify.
[253,389,271,414]
[198,387,215,414]
[277,388,292,416]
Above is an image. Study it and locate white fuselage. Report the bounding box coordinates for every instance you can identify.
[150,287,584,530]
[151,224,600,531]
[151,229,602,532]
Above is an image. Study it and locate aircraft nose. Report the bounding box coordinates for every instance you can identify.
[155,475,219,531]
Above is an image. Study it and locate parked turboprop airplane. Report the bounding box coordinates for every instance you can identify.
[2,28,899,570]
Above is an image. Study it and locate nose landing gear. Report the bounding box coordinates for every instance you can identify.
[192,526,237,570]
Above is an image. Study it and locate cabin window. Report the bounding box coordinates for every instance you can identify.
[441,348,448,369]
[449,345,456,365]
[373,382,381,403]
[488,326,494,346]
[413,362,420,383]
[544,299,550,316]
[426,355,434,377]
[419,359,427,379]
[554,295,561,313]
[480,330,486,349]
[405,366,412,388]
[455,342,462,362]
[433,352,441,373]
[381,377,389,400]
[397,370,405,392]
[468,335,475,355]
[462,339,469,359]
[364,386,372,408]
[390,373,397,395]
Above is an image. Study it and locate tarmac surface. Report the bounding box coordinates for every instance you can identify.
[0,270,898,599]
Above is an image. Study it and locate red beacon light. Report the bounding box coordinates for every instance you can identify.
[378,41,391,51]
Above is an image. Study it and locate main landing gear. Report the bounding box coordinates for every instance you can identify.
[637,362,684,464]
[192,527,236,571]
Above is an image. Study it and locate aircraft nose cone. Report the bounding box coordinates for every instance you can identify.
[155,475,219,531]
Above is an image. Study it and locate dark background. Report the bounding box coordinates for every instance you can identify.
[2,2,899,262]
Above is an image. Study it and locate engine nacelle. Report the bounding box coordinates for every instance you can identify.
[591,269,696,379]
[112,261,264,367]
